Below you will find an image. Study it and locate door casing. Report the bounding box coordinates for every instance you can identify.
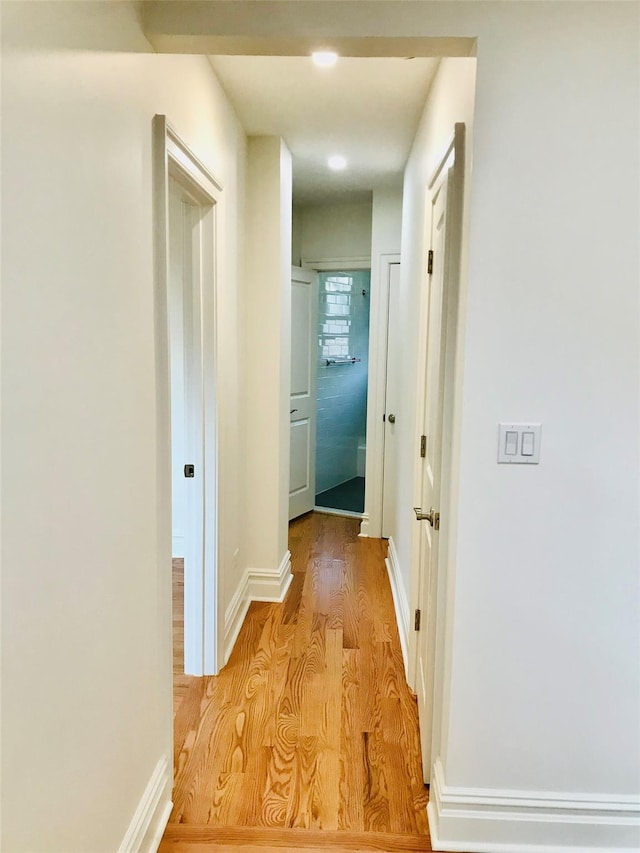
[381,260,402,539]
[301,259,372,519]
[153,115,222,677]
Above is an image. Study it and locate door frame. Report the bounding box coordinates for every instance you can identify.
[408,123,466,780]
[367,253,401,539]
[153,115,223,676]
[302,259,372,519]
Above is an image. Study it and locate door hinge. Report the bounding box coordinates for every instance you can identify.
[427,250,434,275]
[414,609,421,631]
[420,435,427,458]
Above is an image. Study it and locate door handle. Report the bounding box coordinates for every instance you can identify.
[413,506,440,529]
[387,413,396,423]
[290,409,298,414]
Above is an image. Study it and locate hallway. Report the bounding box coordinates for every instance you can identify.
[161,513,433,851]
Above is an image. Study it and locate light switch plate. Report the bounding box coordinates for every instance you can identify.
[498,423,542,464]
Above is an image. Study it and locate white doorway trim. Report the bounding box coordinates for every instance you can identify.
[361,252,401,539]
[302,259,372,521]
[302,256,371,271]
[153,115,222,677]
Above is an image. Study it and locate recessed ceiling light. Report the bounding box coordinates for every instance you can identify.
[328,155,347,171]
[312,51,338,68]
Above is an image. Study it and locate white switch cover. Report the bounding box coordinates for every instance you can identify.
[498,423,541,464]
[505,430,518,455]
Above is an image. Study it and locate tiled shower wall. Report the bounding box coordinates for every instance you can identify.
[315,270,370,495]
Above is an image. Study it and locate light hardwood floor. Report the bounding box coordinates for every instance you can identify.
[162,513,439,851]
[172,558,193,717]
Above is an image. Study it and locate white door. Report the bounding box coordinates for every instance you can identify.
[382,261,401,538]
[168,180,207,675]
[289,266,318,520]
[414,172,450,781]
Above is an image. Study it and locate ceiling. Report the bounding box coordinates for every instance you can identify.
[208,55,439,206]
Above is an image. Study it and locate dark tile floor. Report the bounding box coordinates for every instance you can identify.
[315,476,365,514]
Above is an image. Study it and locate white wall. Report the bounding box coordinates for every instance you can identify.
[0,2,247,850]
[443,1,640,804]
[243,136,293,577]
[393,9,640,850]
[297,200,373,264]
[291,204,302,266]
[140,5,640,842]
[162,1,637,847]
[371,188,402,257]
[4,2,640,851]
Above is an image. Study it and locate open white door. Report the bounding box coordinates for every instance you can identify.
[289,266,318,520]
[413,124,465,783]
[414,173,449,781]
[381,261,401,538]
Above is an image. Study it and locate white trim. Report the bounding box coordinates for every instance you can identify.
[428,757,640,853]
[428,130,456,191]
[171,533,184,558]
[247,550,293,601]
[302,255,371,271]
[301,256,375,538]
[166,124,223,196]
[223,552,293,663]
[363,252,401,540]
[314,505,363,520]
[153,114,223,676]
[143,800,173,853]
[223,569,250,665]
[118,756,172,853]
[384,536,410,679]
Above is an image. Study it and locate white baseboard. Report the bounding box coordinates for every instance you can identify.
[359,512,370,537]
[247,550,293,602]
[223,568,250,665]
[428,757,640,852]
[118,755,172,853]
[385,536,410,680]
[314,505,363,520]
[171,534,184,558]
[223,551,293,664]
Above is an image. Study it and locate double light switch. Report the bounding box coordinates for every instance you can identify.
[498,423,541,464]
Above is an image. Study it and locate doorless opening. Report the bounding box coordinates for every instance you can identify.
[153,116,223,678]
[314,269,371,517]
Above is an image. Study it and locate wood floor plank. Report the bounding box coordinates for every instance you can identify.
[166,512,435,848]
[234,745,271,826]
[172,559,193,718]
[339,648,365,832]
[362,729,391,833]
[160,826,434,851]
